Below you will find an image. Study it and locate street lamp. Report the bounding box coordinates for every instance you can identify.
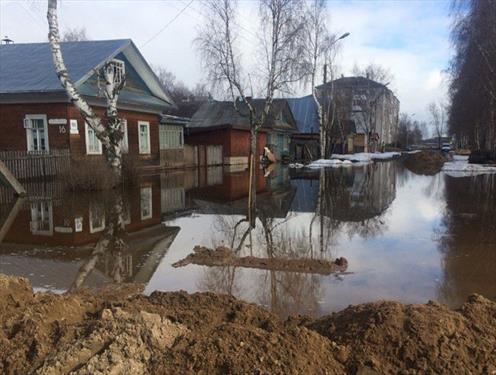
[324,32,350,83]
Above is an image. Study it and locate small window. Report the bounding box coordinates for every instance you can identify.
[138,121,151,154]
[89,202,105,233]
[85,123,102,155]
[108,59,125,86]
[30,200,53,235]
[120,119,129,153]
[70,119,79,134]
[140,186,153,220]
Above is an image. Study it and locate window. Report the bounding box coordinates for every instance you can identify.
[108,59,125,85]
[25,115,49,152]
[85,122,102,155]
[159,124,183,149]
[138,121,151,154]
[30,200,53,235]
[89,202,105,233]
[140,186,153,220]
[120,119,129,153]
[70,119,79,134]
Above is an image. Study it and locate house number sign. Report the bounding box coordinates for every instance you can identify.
[48,118,67,125]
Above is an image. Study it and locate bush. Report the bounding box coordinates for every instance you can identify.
[63,159,118,191]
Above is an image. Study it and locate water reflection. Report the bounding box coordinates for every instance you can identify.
[437,173,496,306]
[0,162,495,317]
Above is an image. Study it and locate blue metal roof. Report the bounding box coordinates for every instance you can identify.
[286,95,319,134]
[0,39,130,93]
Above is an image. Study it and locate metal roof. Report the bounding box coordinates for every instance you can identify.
[0,39,175,110]
[0,39,130,93]
[286,95,319,134]
[189,99,298,132]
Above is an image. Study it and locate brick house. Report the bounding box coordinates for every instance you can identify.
[0,39,184,170]
[185,99,298,165]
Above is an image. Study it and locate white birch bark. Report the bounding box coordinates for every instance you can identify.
[47,0,125,175]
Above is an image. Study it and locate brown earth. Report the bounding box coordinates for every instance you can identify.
[403,150,447,175]
[172,246,349,275]
[1,274,495,374]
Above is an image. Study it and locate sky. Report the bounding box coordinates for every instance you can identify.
[0,0,453,125]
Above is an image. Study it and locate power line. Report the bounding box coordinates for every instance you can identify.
[141,0,194,48]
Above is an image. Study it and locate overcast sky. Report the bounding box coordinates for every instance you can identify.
[1,0,452,124]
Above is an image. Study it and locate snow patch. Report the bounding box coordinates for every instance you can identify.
[331,152,401,162]
[442,158,496,177]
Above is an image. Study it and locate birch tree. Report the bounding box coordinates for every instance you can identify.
[47,0,126,177]
[48,0,128,290]
[428,101,446,148]
[196,0,304,227]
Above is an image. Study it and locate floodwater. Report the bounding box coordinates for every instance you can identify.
[0,161,495,318]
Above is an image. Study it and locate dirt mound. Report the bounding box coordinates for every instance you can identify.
[1,274,495,374]
[173,246,348,275]
[308,296,496,374]
[403,150,447,175]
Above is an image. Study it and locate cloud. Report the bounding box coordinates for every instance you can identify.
[0,0,453,120]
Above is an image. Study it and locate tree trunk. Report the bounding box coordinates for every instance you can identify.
[248,126,258,228]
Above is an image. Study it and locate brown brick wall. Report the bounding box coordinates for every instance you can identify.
[0,103,161,165]
[185,128,266,159]
[0,102,71,151]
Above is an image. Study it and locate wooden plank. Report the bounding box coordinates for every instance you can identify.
[0,160,26,196]
[0,197,24,243]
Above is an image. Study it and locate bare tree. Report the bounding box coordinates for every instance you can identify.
[48,0,128,281]
[47,0,126,176]
[301,0,343,159]
[352,63,393,85]
[428,101,446,148]
[62,27,88,41]
[196,0,305,226]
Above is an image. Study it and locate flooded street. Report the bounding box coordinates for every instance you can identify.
[1,161,494,318]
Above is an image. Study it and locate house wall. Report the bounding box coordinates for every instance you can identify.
[0,102,71,151]
[185,128,266,165]
[0,102,162,166]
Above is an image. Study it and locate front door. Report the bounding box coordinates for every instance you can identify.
[25,115,49,152]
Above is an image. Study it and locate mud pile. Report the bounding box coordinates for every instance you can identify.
[1,274,495,374]
[403,150,447,175]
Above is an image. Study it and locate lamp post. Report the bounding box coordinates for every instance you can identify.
[323,32,350,84]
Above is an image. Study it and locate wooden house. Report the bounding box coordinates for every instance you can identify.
[185,99,298,165]
[0,39,188,176]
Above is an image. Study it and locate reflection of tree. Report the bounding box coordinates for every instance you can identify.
[70,190,127,291]
[437,174,496,307]
[310,163,396,242]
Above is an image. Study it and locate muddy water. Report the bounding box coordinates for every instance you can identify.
[0,162,494,318]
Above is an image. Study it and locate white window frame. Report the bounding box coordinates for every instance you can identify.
[140,186,153,220]
[70,119,79,134]
[89,202,106,233]
[85,122,103,155]
[120,118,129,153]
[138,121,151,154]
[25,114,49,153]
[29,200,53,236]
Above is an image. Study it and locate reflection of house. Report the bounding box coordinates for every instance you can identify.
[0,176,180,289]
[287,76,400,159]
[186,99,298,165]
[0,39,191,173]
[290,162,396,221]
[188,166,295,219]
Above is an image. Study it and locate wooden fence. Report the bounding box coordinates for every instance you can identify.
[0,149,71,180]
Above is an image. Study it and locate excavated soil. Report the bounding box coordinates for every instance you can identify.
[1,274,495,374]
[403,150,447,175]
[172,246,349,275]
